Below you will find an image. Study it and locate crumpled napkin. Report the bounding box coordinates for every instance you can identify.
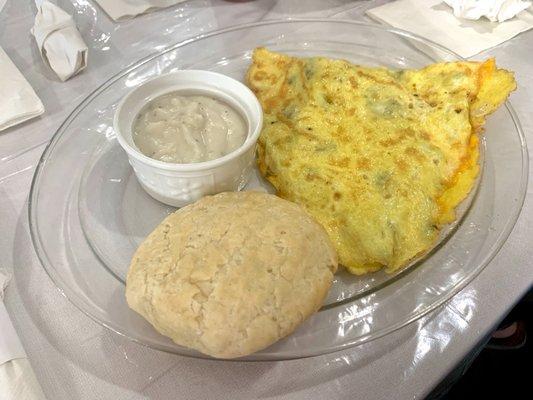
[444,0,532,22]
[0,47,44,131]
[0,269,9,299]
[366,0,533,58]
[0,269,47,400]
[94,0,187,21]
[31,0,88,81]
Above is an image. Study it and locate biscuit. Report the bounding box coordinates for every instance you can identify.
[126,191,338,358]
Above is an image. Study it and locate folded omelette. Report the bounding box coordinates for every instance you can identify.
[246,48,515,275]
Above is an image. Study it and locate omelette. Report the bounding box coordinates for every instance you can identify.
[246,48,515,275]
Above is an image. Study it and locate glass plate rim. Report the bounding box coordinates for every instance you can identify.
[28,19,530,361]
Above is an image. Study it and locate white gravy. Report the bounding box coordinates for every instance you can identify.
[133,93,247,163]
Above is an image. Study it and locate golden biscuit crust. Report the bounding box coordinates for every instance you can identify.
[126,191,337,358]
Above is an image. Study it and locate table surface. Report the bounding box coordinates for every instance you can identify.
[1,1,532,399]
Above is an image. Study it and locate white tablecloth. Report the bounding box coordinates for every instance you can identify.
[0,1,532,399]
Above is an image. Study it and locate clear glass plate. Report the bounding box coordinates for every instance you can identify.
[29,20,528,360]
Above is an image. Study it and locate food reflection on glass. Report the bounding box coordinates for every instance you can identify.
[122,48,516,358]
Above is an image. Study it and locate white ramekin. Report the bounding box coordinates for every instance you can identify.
[113,70,263,207]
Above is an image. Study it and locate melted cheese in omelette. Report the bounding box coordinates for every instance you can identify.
[246,48,515,275]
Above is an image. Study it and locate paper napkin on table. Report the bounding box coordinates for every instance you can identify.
[0,47,44,131]
[366,0,533,58]
[94,0,187,21]
[444,0,531,22]
[31,0,88,81]
[0,269,47,400]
